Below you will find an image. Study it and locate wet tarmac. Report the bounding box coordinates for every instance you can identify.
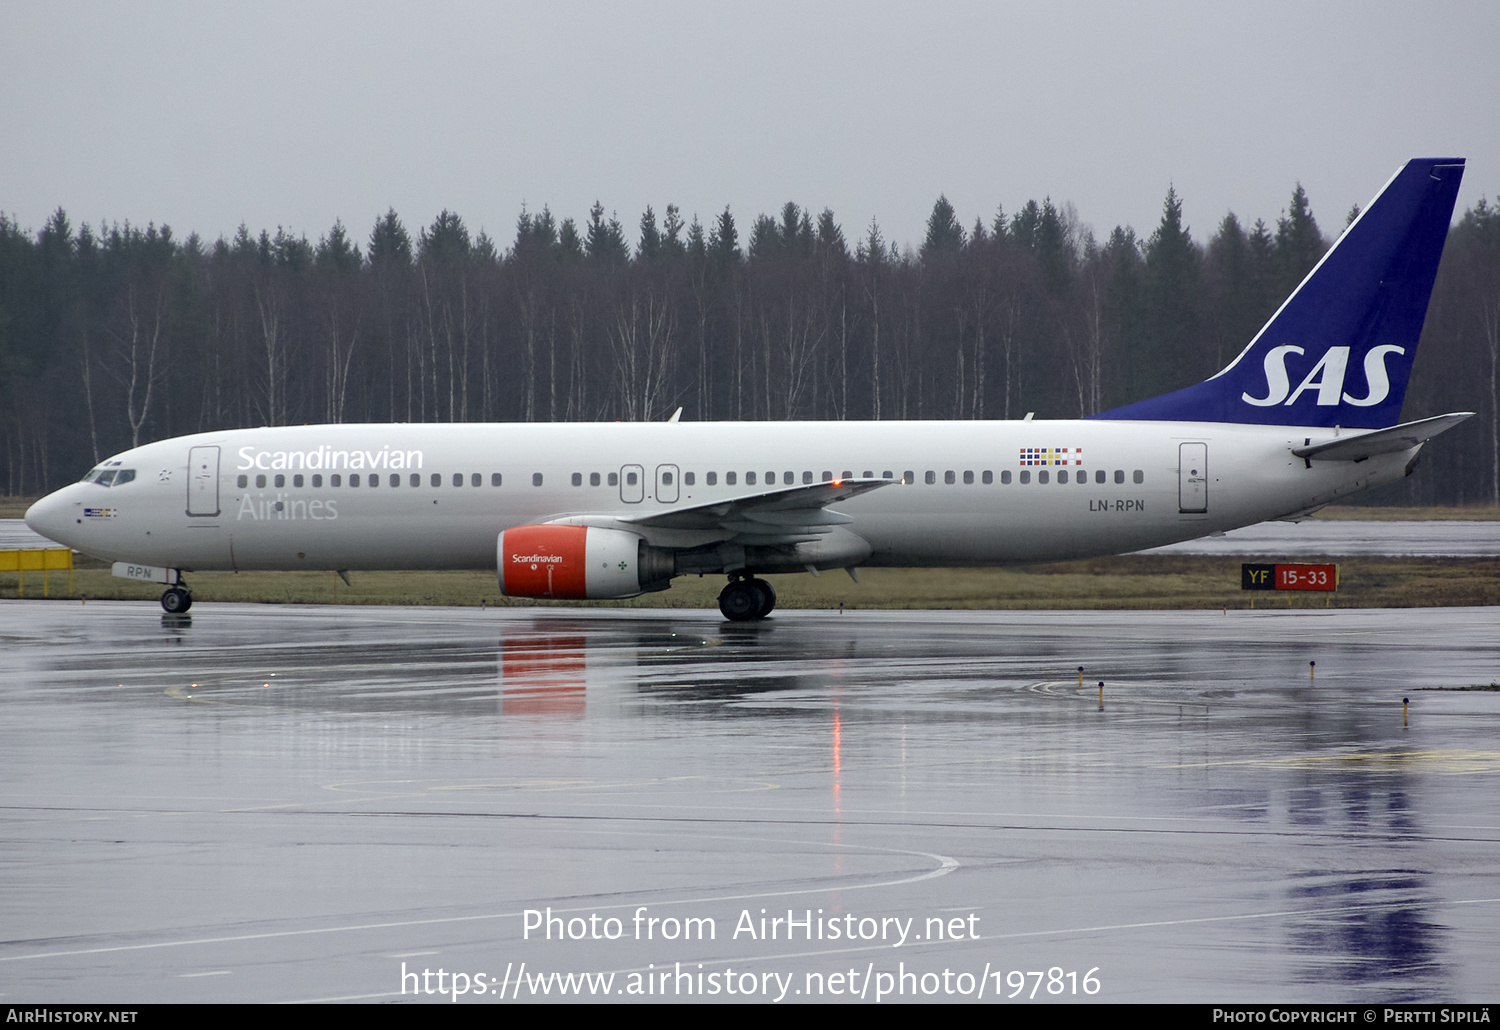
[1,601,1497,1004]
[0,520,56,550]
[1143,520,1500,557]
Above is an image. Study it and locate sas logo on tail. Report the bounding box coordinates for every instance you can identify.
[1241,345,1404,408]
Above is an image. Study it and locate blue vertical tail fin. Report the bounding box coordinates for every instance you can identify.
[1094,158,1464,428]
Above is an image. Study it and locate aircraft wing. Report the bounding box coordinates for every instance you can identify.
[544,477,892,546]
[1292,412,1474,462]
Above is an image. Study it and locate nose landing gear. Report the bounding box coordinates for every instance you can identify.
[718,575,775,621]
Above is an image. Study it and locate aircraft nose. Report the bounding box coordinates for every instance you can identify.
[24,488,78,548]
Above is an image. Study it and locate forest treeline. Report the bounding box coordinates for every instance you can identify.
[2,183,1498,504]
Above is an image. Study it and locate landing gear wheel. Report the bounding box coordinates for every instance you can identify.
[718,579,760,621]
[750,578,776,618]
[161,587,192,614]
[718,577,775,621]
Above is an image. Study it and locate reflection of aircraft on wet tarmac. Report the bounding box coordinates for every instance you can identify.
[27,159,1471,621]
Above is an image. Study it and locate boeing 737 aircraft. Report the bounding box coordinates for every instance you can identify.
[25,158,1472,619]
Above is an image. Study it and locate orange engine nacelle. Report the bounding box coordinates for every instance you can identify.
[498,524,670,600]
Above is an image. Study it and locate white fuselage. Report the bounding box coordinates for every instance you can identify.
[25,419,1412,577]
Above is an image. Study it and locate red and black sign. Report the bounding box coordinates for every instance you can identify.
[1241,563,1338,591]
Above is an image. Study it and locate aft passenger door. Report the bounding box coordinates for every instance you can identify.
[1178,442,1208,514]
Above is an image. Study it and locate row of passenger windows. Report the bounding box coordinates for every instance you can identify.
[239,472,503,489]
[236,468,1146,490]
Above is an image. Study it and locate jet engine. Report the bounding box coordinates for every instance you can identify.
[498,524,674,599]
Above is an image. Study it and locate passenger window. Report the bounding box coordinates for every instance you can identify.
[1001,470,1012,484]
[571,472,583,486]
[532,473,543,486]
[1096,469,1106,484]
[769,471,778,484]
[726,471,737,485]
[492,473,502,487]
[331,474,342,487]
[626,471,638,486]
[453,473,463,487]
[903,470,915,484]
[945,471,956,485]
[256,474,267,488]
[237,474,248,488]
[881,471,893,480]
[590,472,601,486]
[409,473,418,487]
[804,471,814,484]
[389,474,399,487]
[369,475,379,488]
[1020,470,1031,484]
[608,472,619,486]
[1134,470,1144,484]
[294,474,305,487]
[662,471,674,485]
[706,471,717,486]
[1058,470,1068,484]
[350,474,360,487]
[925,471,936,485]
[313,475,323,487]
[842,470,853,480]
[684,472,695,486]
[746,472,757,485]
[472,473,481,487]
[962,470,973,484]
[982,470,992,484]
[431,473,441,487]
[1039,470,1050,484]
[275,474,285,488]
[1115,470,1125,484]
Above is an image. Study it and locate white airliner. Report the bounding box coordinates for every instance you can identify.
[25,158,1472,619]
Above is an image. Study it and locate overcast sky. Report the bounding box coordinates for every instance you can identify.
[5,1,1497,254]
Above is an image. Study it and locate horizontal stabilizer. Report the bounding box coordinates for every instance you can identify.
[1292,412,1474,462]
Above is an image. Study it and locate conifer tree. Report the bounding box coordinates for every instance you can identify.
[921,195,965,259]
[1276,183,1324,294]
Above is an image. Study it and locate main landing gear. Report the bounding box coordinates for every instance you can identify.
[161,584,192,614]
[718,575,776,622]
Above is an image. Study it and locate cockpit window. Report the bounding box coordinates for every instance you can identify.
[81,467,135,487]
